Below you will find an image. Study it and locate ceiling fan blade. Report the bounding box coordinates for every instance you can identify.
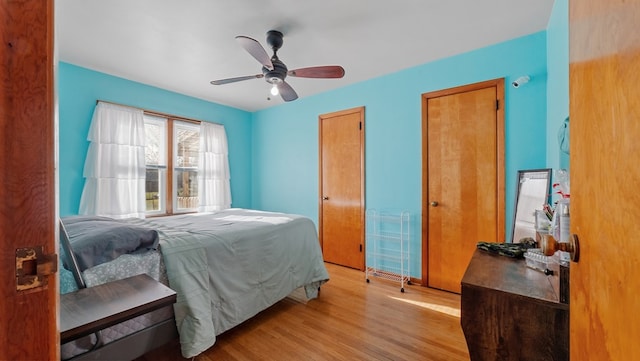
[210,74,264,85]
[235,36,274,71]
[278,81,298,102]
[287,66,345,79]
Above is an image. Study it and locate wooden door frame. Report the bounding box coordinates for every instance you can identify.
[1,0,58,359]
[318,106,366,268]
[420,79,505,286]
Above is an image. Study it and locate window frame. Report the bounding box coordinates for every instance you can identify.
[172,120,200,214]
[143,115,168,216]
[143,113,203,216]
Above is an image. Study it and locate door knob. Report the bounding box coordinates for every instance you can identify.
[540,233,580,262]
[323,196,329,200]
[430,201,439,207]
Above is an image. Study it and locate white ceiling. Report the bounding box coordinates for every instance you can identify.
[57,0,554,112]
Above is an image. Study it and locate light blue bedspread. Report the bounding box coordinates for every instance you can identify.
[130,209,329,358]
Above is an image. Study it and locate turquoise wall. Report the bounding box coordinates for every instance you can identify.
[547,0,570,173]
[252,32,549,277]
[59,31,554,278]
[58,63,253,216]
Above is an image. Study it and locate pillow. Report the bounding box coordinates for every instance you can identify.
[59,262,79,294]
[61,216,159,271]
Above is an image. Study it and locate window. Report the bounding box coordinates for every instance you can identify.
[144,115,167,214]
[173,121,200,212]
[144,115,201,215]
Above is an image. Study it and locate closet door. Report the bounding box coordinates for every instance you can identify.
[422,79,505,294]
[319,107,365,270]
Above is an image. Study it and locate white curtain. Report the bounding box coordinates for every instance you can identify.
[79,102,147,219]
[198,122,231,212]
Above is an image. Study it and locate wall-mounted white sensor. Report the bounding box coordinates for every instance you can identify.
[512,76,530,88]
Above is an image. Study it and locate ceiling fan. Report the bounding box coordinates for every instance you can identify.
[210,30,345,102]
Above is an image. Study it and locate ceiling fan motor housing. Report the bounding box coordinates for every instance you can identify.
[263,58,287,84]
[266,30,284,51]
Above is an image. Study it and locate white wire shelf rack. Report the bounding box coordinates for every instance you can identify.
[365,209,411,292]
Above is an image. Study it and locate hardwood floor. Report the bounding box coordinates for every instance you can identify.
[137,263,470,361]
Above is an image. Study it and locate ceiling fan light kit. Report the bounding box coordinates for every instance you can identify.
[211,30,345,102]
[270,83,279,96]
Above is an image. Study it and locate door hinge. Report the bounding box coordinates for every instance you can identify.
[359,121,362,130]
[496,100,500,110]
[359,244,363,252]
[16,246,58,292]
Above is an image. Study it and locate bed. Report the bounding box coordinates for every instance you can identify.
[59,208,330,359]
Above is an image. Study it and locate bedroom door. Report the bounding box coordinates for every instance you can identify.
[0,0,59,359]
[421,80,505,293]
[569,0,640,358]
[319,107,365,270]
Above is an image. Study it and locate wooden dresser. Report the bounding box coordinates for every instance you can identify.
[460,250,569,361]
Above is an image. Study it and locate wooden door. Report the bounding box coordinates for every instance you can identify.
[319,107,365,270]
[569,0,640,359]
[422,80,505,293]
[0,0,58,360]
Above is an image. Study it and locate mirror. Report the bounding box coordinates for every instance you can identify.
[511,169,551,243]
